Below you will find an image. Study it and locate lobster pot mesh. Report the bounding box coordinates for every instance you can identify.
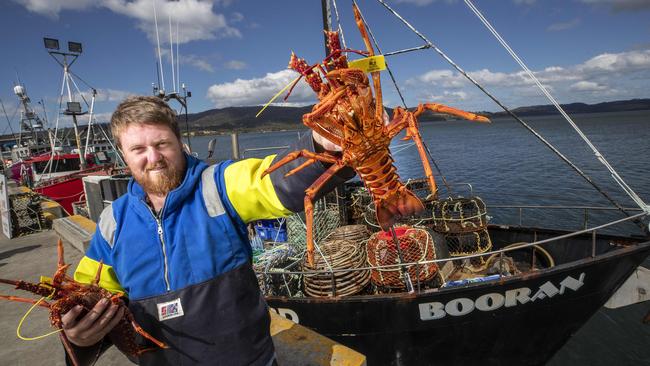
[326,225,370,242]
[286,200,340,249]
[366,227,438,289]
[432,196,488,233]
[444,228,493,257]
[303,239,370,297]
[254,244,302,297]
[10,192,45,236]
[350,187,373,225]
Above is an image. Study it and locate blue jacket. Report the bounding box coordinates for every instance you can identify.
[71,133,353,365]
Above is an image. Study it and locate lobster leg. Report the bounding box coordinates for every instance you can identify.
[415,103,490,123]
[60,332,82,366]
[0,294,51,307]
[303,162,346,266]
[122,308,168,349]
[263,149,339,178]
[53,239,72,286]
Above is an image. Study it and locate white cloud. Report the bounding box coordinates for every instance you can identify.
[225,60,247,70]
[206,69,316,108]
[15,0,241,44]
[579,0,650,11]
[12,0,95,19]
[404,48,650,110]
[547,18,581,32]
[104,0,241,44]
[181,54,215,73]
[570,81,607,91]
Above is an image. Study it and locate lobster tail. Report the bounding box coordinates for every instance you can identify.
[375,188,425,230]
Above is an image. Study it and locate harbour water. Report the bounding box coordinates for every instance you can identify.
[189,109,650,365]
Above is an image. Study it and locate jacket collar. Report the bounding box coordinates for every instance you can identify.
[128,153,208,218]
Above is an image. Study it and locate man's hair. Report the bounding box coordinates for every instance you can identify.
[111,96,180,147]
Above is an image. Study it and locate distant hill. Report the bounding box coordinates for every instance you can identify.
[482,98,650,118]
[184,98,650,134]
[185,104,461,134]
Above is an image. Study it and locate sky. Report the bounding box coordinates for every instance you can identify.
[0,0,649,131]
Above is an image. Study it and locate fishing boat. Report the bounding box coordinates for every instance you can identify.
[3,40,122,214]
[252,1,650,365]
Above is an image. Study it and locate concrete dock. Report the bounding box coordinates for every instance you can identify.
[0,230,130,365]
[0,229,365,365]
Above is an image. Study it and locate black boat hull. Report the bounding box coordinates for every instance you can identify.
[266,231,650,366]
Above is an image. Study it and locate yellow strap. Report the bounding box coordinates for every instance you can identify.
[16,289,62,341]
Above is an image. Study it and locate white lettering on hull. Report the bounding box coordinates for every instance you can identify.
[419,273,585,321]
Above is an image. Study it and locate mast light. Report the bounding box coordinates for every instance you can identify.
[43,38,60,50]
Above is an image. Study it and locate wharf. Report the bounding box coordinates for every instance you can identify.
[0,228,366,365]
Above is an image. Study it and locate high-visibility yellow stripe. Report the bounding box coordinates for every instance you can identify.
[74,256,125,295]
[224,156,291,223]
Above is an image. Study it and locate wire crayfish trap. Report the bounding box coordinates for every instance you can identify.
[366,226,438,289]
[431,196,488,233]
[443,228,493,257]
[302,239,370,297]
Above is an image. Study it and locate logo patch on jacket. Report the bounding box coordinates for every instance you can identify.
[157,298,184,321]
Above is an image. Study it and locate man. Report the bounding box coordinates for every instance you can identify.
[60,96,351,365]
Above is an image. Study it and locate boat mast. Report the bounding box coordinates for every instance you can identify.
[321,0,332,56]
[44,38,88,170]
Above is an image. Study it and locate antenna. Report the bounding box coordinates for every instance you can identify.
[153,0,165,94]
[169,12,176,93]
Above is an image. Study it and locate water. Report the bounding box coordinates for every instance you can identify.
[189,110,650,365]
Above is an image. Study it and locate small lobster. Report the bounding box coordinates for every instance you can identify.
[0,239,167,366]
[263,3,489,265]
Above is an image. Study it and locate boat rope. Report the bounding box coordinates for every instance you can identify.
[463,0,649,215]
[355,0,453,194]
[374,0,647,222]
[152,0,165,93]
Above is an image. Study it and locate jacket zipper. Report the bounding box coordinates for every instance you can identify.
[145,202,171,292]
[156,218,172,291]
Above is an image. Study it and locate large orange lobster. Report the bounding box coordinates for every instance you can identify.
[0,240,167,366]
[264,4,489,265]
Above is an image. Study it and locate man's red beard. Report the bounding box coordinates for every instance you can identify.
[135,159,185,195]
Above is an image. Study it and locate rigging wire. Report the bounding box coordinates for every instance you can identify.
[330,0,347,49]
[0,98,19,139]
[374,0,645,224]
[463,0,648,215]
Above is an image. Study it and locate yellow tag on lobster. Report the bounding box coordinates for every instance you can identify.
[349,55,386,73]
[40,276,53,285]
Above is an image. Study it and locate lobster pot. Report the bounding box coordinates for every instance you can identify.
[366,227,438,289]
[10,192,46,236]
[444,228,493,257]
[254,244,302,297]
[286,201,340,249]
[431,196,488,234]
[326,225,370,242]
[364,199,434,230]
[303,239,370,297]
